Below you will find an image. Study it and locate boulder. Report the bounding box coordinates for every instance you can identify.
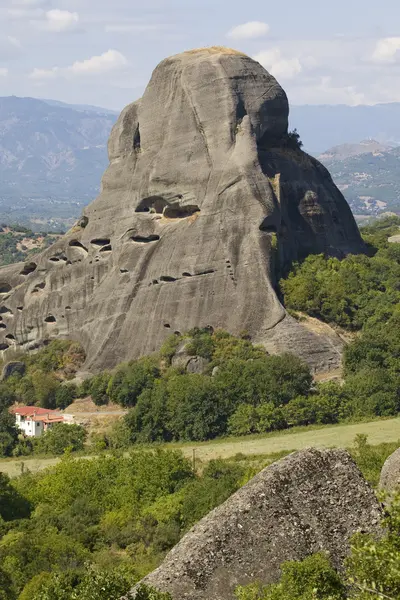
[379,447,400,492]
[125,448,381,600]
[0,48,364,373]
[1,361,26,380]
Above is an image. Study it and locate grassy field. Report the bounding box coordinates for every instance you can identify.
[2,417,400,478]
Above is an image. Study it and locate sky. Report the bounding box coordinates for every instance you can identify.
[1,0,400,111]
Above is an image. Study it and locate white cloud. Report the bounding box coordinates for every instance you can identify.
[30,49,128,80]
[0,68,8,77]
[372,37,400,63]
[68,49,128,75]
[253,48,302,80]
[227,21,269,40]
[39,9,79,32]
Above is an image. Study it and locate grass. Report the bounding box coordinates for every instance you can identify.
[2,416,400,479]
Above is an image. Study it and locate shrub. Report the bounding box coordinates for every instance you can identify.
[34,423,87,455]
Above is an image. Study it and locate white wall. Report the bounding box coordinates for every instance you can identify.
[15,415,44,437]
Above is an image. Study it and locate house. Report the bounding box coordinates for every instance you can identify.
[10,406,71,438]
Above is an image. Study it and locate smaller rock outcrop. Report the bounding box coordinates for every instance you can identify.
[125,448,381,600]
[1,361,26,380]
[379,447,400,492]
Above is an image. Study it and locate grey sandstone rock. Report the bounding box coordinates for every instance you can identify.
[379,447,400,492]
[0,48,364,373]
[125,448,381,600]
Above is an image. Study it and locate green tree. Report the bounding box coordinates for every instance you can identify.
[55,384,77,409]
[89,372,111,406]
[107,357,160,407]
[235,553,345,600]
[35,423,87,455]
[0,472,31,520]
[0,408,19,456]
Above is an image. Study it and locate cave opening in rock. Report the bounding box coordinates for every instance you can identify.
[20,262,37,276]
[136,196,168,214]
[259,217,278,233]
[130,235,160,243]
[160,275,177,282]
[133,123,141,152]
[44,315,56,323]
[69,240,88,253]
[91,238,111,247]
[0,283,12,294]
[163,205,200,219]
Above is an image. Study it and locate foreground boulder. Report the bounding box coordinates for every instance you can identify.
[379,447,400,492]
[0,48,364,372]
[125,448,381,600]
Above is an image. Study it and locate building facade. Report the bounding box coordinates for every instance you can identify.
[11,406,69,437]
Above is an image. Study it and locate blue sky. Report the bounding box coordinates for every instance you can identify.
[0,0,400,110]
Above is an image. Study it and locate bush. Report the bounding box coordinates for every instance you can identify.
[235,553,345,599]
[55,384,77,409]
[107,358,160,407]
[34,423,87,455]
[0,408,19,457]
[89,372,111,406]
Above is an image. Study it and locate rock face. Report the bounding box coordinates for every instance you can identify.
[125,448,381,600]
[379,447,400,491]
[0,48,364,372]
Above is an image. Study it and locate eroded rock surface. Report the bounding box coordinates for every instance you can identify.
[379,447,400,492]
[0,48,364,372]
[125,448,381,600]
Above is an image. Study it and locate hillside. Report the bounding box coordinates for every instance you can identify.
[0,96,116,231]
[319,142,400,216]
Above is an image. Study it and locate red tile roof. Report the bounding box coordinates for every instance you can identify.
[10,406,60,417]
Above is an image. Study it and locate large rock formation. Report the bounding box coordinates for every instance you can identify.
[125,448,381,600]
[0,48,364,372]
[379,447,400,492]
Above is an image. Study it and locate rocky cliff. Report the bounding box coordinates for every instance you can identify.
[0,48,364,372]
[125,449,381,600]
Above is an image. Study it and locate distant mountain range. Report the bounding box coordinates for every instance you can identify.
[318,140,400,217]
[1,96,400,230]
[0,96,116,230]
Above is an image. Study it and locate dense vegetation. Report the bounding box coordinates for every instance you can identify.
[0,436,398,600]
[0,449,252,599]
